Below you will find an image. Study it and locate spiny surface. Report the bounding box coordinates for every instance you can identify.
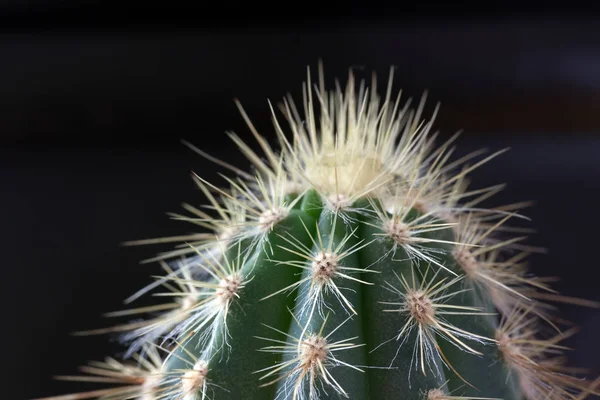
[35,63,599,400]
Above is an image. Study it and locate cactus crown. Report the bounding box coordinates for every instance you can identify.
[34,62,599,400]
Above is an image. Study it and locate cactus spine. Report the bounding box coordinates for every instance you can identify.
[35,63,599,400]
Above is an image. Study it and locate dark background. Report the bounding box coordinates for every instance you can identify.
[3,4,600,399]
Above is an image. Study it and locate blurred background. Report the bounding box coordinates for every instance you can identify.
[3,3,600,399]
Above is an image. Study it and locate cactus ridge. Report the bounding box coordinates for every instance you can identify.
[34,63,600,400]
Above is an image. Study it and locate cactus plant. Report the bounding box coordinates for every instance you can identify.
[34,63,599,400]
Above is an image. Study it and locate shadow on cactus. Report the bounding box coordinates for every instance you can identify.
[34,63,600,400]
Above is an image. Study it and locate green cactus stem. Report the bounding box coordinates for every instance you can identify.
[33,63,599,400]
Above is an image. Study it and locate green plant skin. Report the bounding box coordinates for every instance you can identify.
[359,220,449,400]
[433,256,521,400]
[165,208,319,399]
[163,190,522,400]
[426,225,523,400]
[279,209,370,399]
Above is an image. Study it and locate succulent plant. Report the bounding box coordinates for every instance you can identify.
[35,63,599,400]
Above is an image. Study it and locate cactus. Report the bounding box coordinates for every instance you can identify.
[34,63,599,400]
